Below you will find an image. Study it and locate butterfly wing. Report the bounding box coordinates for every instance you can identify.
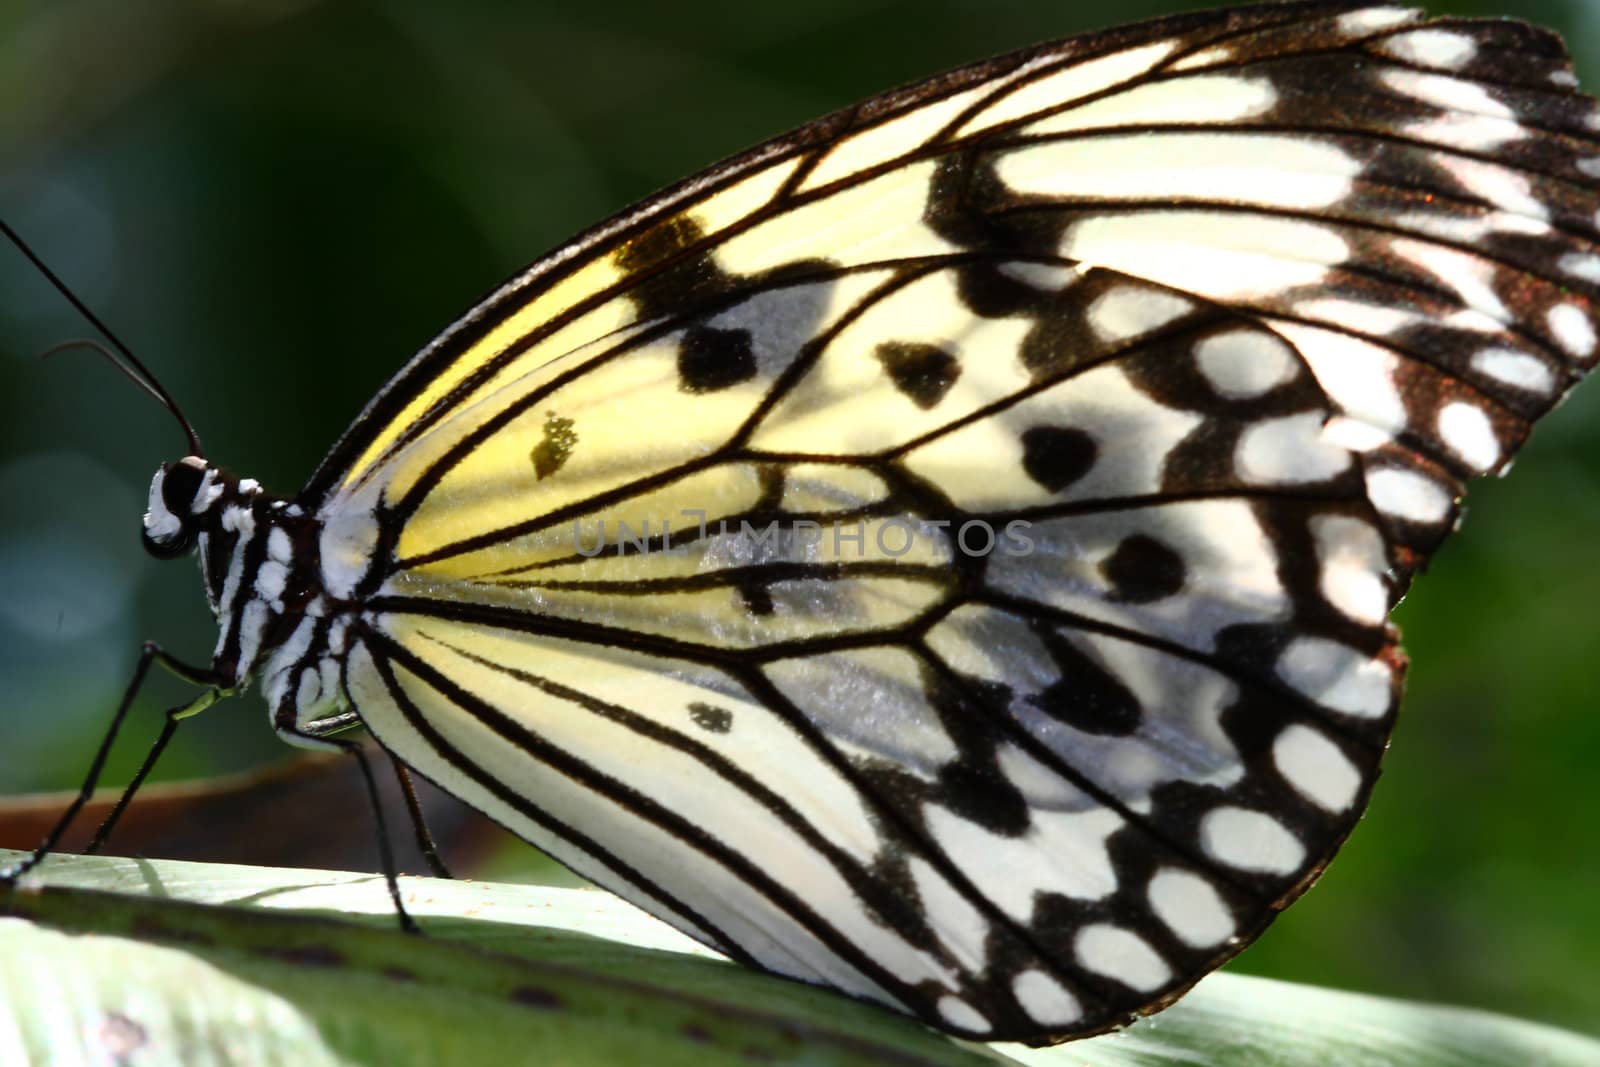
[304,2,1599,1043]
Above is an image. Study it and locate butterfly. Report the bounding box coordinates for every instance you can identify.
[5,0,1598,1047]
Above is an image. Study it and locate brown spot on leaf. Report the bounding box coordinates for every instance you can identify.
[257,944,345,967]
[511,985,563,1009]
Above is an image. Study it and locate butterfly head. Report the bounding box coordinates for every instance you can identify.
[142,455,229,559]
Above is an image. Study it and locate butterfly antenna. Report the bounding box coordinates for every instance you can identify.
[2,218,204,457]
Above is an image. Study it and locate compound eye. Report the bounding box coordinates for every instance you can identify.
[160,458,206,514]
[142,460,205,559]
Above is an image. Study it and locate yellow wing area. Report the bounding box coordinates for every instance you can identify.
[311,2,1369,502]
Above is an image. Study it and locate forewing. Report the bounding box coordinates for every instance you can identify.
[315,2,1600,1043]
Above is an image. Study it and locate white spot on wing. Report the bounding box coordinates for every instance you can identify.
[1235,413,1351,485]
[1472,348,1554,393]
[1380,69,1513,120]
[1294,297,1423,337]
[1200,806,1305,874]
[1339,7,1421,34]
[1547,303,1597,357]
[1403,112,1525,152]
[1194,329,1296,398]
[1061,213,1349,300]
[997,260,1082,290]
[1392,239,1507,323]
[1273,724,1363,812]
[995,745,1084,808]
[1075,924,1171,991]
[1277,637,1393,718]
[1378,29,1477,69]
[1559,253,1600,285]
[1311,515,1388,625]
[936,996,990,1035]
[923,802,1121,921]
[1437,402,1500,471]
[1086,287,1193,342]
[1320,414,1393,453]
[1394,208,1549,243]
[1367,467,1452,523]
[995,133,1357,209]
[1435,156,1548,223]
[1147,868,1234,948]
[1011,969,1082,1027]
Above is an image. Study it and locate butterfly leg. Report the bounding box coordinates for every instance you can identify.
[274,724,422,934]
[0,641,225,884]
[389,756,454,880]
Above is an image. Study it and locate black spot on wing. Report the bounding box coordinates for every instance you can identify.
[936,759,1030,836]
[529,412,578,480]
[737,574,776,616]
[925,671,1031,836]
[614,215,736,323]
[1020,425,1097,493]
[874,341,962,410]
[1028,627,1143,737]
[1101,534,1186,604]
[679,325,757,393]
[688,702,734,734]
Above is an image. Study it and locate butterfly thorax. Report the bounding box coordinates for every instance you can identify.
[141,456,343,732]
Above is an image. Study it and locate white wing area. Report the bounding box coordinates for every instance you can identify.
[291,1,1600,1043]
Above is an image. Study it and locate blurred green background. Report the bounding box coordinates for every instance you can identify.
[2,0,1596,1038]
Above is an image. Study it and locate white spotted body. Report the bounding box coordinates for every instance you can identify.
[127,2,1598,1045]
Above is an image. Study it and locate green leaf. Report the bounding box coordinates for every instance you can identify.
[3,850,1596,1067]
